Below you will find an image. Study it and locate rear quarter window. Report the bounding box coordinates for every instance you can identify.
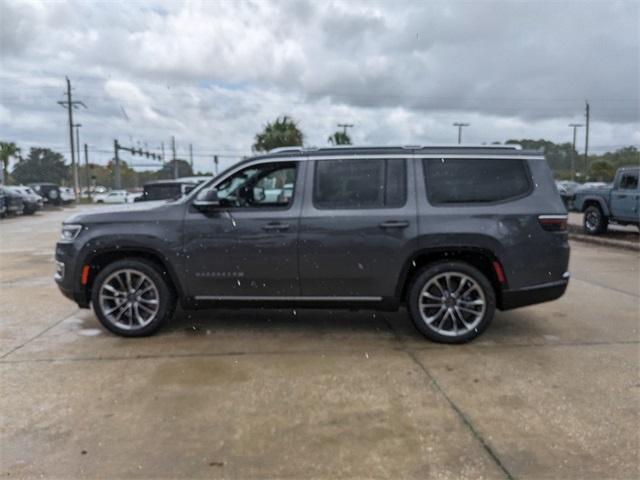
[423,158,531,205]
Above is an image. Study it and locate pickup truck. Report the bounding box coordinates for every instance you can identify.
[573,166,640,234]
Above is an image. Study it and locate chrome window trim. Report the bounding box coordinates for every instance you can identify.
[186,154,544,204]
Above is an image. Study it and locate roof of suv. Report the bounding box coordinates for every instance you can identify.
[251,144,544,160]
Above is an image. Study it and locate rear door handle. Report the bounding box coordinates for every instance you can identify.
[262,222,291,231]
[617,194,627,198]
[379,220,410,229]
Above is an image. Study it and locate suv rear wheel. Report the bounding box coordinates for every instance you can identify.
[91,258,175,337]
[583,205,608,235]
[408,261,496,343]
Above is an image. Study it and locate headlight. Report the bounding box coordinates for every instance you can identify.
[60,224,83,242]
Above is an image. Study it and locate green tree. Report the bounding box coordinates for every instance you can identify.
[328,131,352,145]
[0,141,21,184]
[156,159,194,180]
[506,138,576,174]
[12,148,69,185]
[597,146,640,169]
[588,160,615,182]
[252,116,304,152]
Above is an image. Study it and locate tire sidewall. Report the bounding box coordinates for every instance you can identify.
[408,261,496,344]
[91,259,174,337]
[583,206,606,235]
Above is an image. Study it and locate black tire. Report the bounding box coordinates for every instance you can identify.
[91,258,176,337]
[583,205,608,235]
[408,261,496,344]
[47,189,61,206]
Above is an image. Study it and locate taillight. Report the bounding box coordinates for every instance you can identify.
[538,215,568,232]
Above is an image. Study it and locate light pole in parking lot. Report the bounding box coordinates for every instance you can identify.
[73,124,81,191]
[569,123,583,181]
[453,122,470,144]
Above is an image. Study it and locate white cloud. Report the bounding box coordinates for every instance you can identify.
[0,0,638,174]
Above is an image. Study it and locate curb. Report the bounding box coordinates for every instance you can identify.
[568,231,640,252]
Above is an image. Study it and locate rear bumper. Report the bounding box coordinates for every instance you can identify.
[500,274,569,310]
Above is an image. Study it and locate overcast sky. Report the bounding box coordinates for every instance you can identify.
[1,0,638,173]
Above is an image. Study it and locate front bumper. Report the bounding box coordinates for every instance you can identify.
[55,243,91,308]
[500,273,569,310]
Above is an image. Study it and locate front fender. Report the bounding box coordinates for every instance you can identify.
[578,195,610,216]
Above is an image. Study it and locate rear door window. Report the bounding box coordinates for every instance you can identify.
[313,158,406,209]
[423,158,531,204]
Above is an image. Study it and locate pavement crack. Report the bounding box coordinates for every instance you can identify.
[382,314,515,479]
[405,350,515,480]
[570,276,639,298]
[0,309,79,360]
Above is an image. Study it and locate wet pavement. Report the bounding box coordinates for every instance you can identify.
[1,206,639,479]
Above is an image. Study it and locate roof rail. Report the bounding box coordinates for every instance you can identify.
[268,146,304,154]
[417,143,522,150]
[268,144,523,154]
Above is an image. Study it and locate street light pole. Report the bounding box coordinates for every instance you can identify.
[568,123,583,181]
[73,123,81,198]
[453,122,470,144]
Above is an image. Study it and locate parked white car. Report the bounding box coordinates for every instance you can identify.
[59,187,76,204]
[126,191,143,203]
[93,190,131,204]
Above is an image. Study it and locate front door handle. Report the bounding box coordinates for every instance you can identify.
[262,222,291,232]
[379,220,410,229]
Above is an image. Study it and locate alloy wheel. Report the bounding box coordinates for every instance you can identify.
[585,210,600,231]
[98,269,160,330]
[418,272,486,337]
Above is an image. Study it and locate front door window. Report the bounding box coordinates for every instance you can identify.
[203,163,296,208]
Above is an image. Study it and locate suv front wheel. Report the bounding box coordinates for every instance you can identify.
[91,259,176,337]
[408,261,496,343]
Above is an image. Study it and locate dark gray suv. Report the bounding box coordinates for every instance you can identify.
[55,145,570,343]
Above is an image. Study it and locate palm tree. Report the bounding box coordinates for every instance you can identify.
[0,141,21,184]
[328,131,352,145]
[252,116,304,152]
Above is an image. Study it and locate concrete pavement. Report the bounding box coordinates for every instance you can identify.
[1,207,639,479]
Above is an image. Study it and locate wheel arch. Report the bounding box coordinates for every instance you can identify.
[82,247,183,302]
[581,196,610,216]
[396,247,505,308]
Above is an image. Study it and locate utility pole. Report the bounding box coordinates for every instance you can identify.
[213,155,219,175]
[453,122,470,144]
[568,123,583,181]
[171,136,178,179]
[84,143,91,202]
[73,124,81,165]
[189,143,194,169]
[57,77,86,197]
[161,142,165,165]
[73,123,81,196]
[113,139,121,189]
[583,101,590,177]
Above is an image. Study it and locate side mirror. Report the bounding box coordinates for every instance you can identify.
[193,189,220,210]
